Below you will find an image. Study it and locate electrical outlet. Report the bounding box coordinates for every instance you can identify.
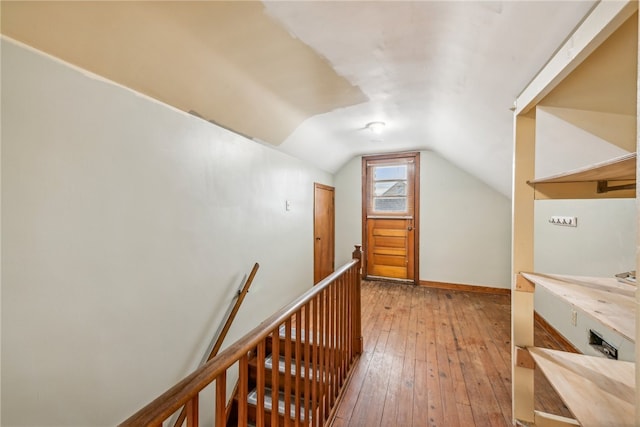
[571,309,577,326]
[589,329,618,360]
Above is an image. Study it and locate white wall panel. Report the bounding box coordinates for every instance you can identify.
[534,199,636,276]
[420,152,511,288]
[1,38,332,426]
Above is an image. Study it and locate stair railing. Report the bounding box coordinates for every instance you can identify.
[170,262,260,427]
[119,255,362,427]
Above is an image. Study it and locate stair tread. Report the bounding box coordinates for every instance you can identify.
[277,325,315,343]
[266,354,302,376]
[265,354,324,381]
[247,387,310,421]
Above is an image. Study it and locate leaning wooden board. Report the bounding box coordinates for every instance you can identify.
[529,347,635,427]
[527,152,636,184]
[521,272,636,342]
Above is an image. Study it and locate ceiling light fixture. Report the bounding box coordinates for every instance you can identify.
[365,121,386,135]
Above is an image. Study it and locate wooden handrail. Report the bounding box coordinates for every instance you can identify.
[209,262,260,361]
[120,258,361,427]
[171,262,259,427]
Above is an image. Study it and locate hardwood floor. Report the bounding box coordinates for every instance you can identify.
[331,280,573,427]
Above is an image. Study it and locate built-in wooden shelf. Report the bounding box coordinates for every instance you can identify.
[528,347,635,427]
[521,272,636,342]
[528,152,636,184]
[512,3,639,425]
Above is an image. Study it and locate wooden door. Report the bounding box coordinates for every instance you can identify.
[363,153,419,282]
[314,183,335,283]
[367,217,414,279]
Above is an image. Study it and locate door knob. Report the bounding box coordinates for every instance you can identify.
[316,237,321,240]
[407,226,413,231]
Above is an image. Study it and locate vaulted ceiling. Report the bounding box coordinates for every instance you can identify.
[1,1,598,197]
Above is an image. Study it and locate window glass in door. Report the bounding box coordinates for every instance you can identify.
[371,164,408,213]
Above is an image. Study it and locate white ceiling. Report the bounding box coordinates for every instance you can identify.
[264,1,597,197]
[1,1,598,198]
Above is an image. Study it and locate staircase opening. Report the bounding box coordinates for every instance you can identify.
[120,249,363,427]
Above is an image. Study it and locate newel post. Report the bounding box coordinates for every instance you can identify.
[352,244,364,278]
[351,245,363,354]
[351,244,361,261]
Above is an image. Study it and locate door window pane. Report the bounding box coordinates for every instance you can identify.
[371,164,408,214]
[374,165,407,181]
[374,197,407,212]
[374,181,407,196]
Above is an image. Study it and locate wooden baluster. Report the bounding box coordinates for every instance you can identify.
[329,282,335,409]
[324,284,331,413]
[347,267,354,361]
[339,274,347,386]
[335,279,341,397]
[327,286,334,421]
[319,289,327,424]
[238,354,249,427]
[284,319,293,427]
[186,394,198,427]
[353,265,358,349]
[311,296,319,427]
[324,286,332,418]
[326,282,334,406]
[342,274,349,367]
[257,341,266,427]
[295,311,303,426]
[347,273,352,365]
[215,372,226,427]
[344,274,350,381]
[335,278,342,389]
[271,326,281,427]
[353,264,363,354]
[303,302,311,427]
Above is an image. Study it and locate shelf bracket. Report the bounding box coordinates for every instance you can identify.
[596,180,636,194]
[515,274,535,293]
[515,347,536,369]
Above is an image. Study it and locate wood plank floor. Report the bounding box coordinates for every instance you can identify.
[332,280,573,427]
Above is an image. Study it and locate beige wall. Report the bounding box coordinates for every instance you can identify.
[335,151,512,288]
[1,38,332,426]
[420,152,511,287]
[334,156,363,267]
[534,199,636,276]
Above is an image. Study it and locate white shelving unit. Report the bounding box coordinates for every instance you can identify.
[511,2,639,426]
